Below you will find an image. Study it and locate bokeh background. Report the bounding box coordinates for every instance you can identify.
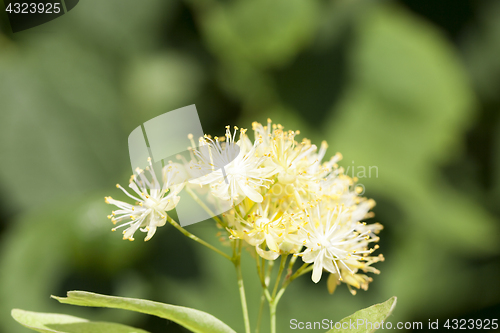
[1,0,499,332]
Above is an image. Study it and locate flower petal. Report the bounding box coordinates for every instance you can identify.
[256,246,280,260]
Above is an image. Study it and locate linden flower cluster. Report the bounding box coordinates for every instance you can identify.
[106,120,383,295]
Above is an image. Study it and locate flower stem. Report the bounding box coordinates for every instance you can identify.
[255,292,266,333]
[255,249,265,285]
[272,255,287,298]
[185,186,226,227]
[166,216,231,261]
[233,240,251,333]
[286,254,298,278]
[269,301,277,333]
[262,260,274,302]
[236,264,251,333]
[266,259,311,333]
[291,263,313,281]
[263,255,287,333]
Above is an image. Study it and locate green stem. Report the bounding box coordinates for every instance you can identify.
[265,260,274,287]
[272,255,287,298]
[269,256,288,333]
[267,260,312,333]
[261,256,266,281]
[286,254,298,278]
[274,287,286,306]
[274,262,313,305]
[269,301,277,333]
[236,264,251,333]
[185,186,226,227]
[255,292,266,333]
[260,259,274,302]
[255,249,265,286]
[289,262,310,281]
[166,216,231,261]
[290,263,313,282]
[254,250,270,332]
[233,240,251,333]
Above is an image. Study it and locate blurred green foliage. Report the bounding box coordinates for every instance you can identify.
[0,0,499,332]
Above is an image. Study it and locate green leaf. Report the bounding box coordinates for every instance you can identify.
[326,297,397,333]
[11,309,149,333]
[52,291,236,333]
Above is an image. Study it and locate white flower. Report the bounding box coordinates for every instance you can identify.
[105,158,185,241]
[292,201,381,283]
[189,126,276,204]
[228,199,301,260]
[252,120,341,206]
[253,121,317,185]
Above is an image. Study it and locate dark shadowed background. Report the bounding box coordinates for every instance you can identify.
[0,0,499,332]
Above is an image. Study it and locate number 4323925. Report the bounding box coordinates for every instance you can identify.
[444,318,498,330]
[5,3,61,14]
